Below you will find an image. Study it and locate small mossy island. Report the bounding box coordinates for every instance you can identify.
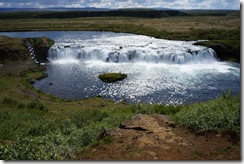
[99,73,127,83]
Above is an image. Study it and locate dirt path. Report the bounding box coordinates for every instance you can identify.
[81,114,240,160]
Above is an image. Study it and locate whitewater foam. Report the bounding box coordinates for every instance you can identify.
[33,32,240,105]
[48,34,217,64]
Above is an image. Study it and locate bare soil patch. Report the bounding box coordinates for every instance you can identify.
[81,114,240,160]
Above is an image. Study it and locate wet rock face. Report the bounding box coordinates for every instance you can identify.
[0,36,55,64]
[28,37,55,63]
[194,40,240,63]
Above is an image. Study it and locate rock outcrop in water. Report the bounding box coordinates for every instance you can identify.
[27,37,55,64]
[194,40,240,63]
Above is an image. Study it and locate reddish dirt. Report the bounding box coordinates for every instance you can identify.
[81,114,240,160]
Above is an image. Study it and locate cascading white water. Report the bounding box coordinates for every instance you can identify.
[48,35,218,64]
[0,31,239,105]
[32,31,239,105]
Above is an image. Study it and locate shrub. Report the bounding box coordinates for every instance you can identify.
[2,97,18,107]
[173,95,240,133]
[154,104,181,115]
[0,134,73,160]
[27,100,47,111]
[71,109,109,128]
[132,104,155,114]
[27,122,50,137]
[17,103,26,109]
[132,103,181,115]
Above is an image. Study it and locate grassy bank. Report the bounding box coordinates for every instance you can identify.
[0,90,240,160]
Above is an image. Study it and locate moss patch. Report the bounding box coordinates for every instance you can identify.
[194,40,240,62]
[98,73,127,83]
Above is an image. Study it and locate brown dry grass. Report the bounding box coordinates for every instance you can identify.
[0,15,239,33]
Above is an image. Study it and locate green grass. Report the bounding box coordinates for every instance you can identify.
[173,92,240,134]
[0,90,240,160]
[0,97,135,160]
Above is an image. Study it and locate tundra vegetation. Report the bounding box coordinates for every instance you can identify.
[0,9,240,160]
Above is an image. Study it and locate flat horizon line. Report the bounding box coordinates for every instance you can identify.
[0,7,240,11]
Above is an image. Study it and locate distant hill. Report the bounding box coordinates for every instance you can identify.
[0,9,190,19]
[0,7,110,13]
[0,8,239,19]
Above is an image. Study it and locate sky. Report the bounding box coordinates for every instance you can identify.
[0,0,240,10]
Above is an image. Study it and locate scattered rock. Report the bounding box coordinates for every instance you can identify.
[119,124,149,131]
[97,127,109,141]
[29,79,35,84]
[83,114,240,160]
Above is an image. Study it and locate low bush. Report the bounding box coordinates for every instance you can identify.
[2,97,18,107]
[131,103,181,115]
[71,109,109,128]
[27,100,47,111]
[173,93,240,133]
[154,104,181,116]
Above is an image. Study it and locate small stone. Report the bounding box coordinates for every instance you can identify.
[29,79,35,84]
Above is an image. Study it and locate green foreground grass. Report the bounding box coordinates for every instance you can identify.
[0,62,240,159]
[0,93,240,160]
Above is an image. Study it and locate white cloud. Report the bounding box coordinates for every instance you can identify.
[0,0,240,9]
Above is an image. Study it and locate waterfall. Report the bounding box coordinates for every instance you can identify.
[32,32,240,105]
[48,35,218,64]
